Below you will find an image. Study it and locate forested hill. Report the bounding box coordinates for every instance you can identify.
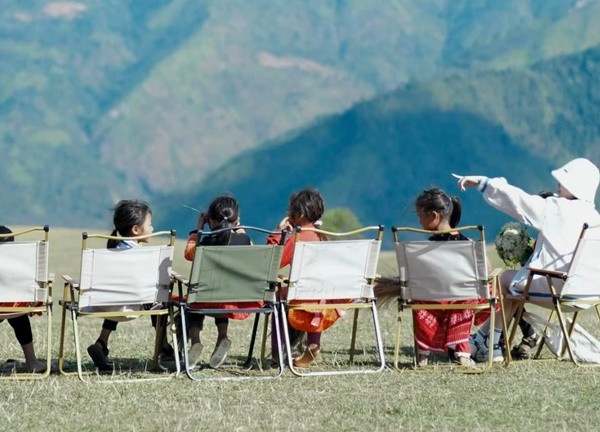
[157,44,600,237]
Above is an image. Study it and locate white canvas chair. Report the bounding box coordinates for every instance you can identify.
[0,226,52,380]
[509,223,600,365]
[58,231,178,381]
[281,226,385,377]
[392,226,507,373]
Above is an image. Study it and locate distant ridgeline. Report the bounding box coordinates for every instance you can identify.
[157,45,600,239]
[2,1,600,230]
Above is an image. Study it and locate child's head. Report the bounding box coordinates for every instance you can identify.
[0,226,14,243]
[108,200,153,248]
[415,188,461,230]
[287,187,325,227]
[205,194,240,245]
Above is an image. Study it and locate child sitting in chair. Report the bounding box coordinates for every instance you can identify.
[184,194,253,369]
[87,200,172,371]
[0,225,47,373]
[412,188,484,367]
[267,187,333,368]
[454,158,600,362]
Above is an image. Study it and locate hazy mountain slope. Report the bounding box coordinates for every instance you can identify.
[157,45,600,236]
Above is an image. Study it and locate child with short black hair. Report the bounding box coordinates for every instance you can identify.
[87,199,170,371]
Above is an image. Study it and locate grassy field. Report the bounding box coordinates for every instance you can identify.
[1,227,599,431]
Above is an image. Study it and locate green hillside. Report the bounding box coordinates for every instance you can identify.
[2,0,600,227]
[158,45,600,238]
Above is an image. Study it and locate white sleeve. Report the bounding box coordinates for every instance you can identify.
[479,177,547,231]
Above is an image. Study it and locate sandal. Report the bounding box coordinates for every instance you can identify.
[293,344,320,368]
[510,334,539,359]
[209,338,231,369]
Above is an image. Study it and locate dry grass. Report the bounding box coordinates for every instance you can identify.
[1,227,600,431]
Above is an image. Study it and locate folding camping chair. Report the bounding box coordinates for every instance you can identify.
[508,223,600,366]
[0,226,52,380]
[172,226,286,381]
[392,226,508,373]
[280,225,385,377]
[58,230,178,381]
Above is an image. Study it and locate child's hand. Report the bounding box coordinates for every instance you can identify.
[452,173,486,191]
[276,216,293,232]
[196,212,207,230]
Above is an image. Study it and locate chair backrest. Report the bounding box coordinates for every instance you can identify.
[561,224,600,299]
[187,245,283,303]
[0,241,49,303]
[287,239,381,301]
[395,240,490,301]
[78,245,173,308]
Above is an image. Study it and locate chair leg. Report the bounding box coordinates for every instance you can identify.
[394,312,403,371]
[71,308,86,381]
[168,304,181,376]
[260,312,269,366]
[271,307,284,378]
[280,303,296,374]
[58,300,68,375]
[370,302,386,372]
[496,277,512,364]
[179,305,195,380]
[411,312,419,368]
[349,309,359,364]
[42,303,52,379]
[559,311,579,360]
[554,302,577,365]
[244,313,261,368]
[534,310,554,359]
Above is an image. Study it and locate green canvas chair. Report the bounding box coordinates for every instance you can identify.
[172,226,286,381]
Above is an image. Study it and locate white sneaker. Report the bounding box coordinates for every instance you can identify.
[209,338,231,369]
[188,342,204,369]
[475,342,504,363]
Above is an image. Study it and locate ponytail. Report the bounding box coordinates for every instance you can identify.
[107,229,119,249]
[449,196,462,228]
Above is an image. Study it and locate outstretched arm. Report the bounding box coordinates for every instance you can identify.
[453,174,547,231]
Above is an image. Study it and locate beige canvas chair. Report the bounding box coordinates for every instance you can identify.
[508,223,600,365]
[281,226,385,377]
[392,225,507,373]
[58,230,178,381]
[0,226,52,380]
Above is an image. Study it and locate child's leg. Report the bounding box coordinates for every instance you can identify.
[87,320,117,370]
[209,316,231,368]
[306,331,321,348]
[187,313,205,345]
[293,332,322,368]
[8,314,46,372]
[150,314,172,352]
[215,317,229,343]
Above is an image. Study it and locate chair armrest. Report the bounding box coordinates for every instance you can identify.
[170,271,189,285]
[61,274,80,289]
[489,268,502,278]
[527,267,568,280]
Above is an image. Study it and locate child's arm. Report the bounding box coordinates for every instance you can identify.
[184,233,197,261]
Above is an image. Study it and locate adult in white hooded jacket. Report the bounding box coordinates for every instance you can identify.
[454,158,600,361]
